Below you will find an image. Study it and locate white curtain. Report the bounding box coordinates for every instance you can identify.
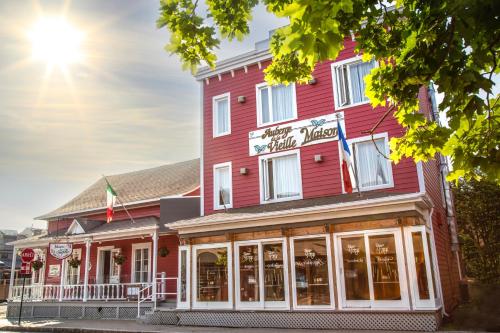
[216,166,231,206]
[350,61,374,104]
[273,154,300,199]
[355,139,389,188]
[260,87,271,124]
[216,98,229,134]
[271,84,294,122]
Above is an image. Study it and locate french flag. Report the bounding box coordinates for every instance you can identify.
[338,121,353,193]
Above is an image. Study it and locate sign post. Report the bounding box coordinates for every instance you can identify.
[18,249,35,326]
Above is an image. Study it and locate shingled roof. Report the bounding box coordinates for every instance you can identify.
[37,159,199,220]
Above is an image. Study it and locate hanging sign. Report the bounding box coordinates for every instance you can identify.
[20,262,32,275]
[20,248,35,263]
[249,113,340,156]
[49,243,73,260]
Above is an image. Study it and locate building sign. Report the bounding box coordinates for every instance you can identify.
[249,114,341,156]
[49,243,73,260]
[48,264,60,277]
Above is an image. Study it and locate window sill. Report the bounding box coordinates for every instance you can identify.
[213,131,231,138]
[334,100,371,111]
[214,204,232,211]
[344,182,394,194]
[257,115,298,129]
[260,195,303,205]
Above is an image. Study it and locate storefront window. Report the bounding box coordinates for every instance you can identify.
[239,245,259,302]
[368,234,401,300]
[197,247,228,302]
[293,237,331,306]
[263,243,285,302]
[412,232,430,299]
[341,236,369,300]
[180,249,187,302]
[426,233,437,296]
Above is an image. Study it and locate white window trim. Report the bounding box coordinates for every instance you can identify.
[255,82,298,128]
[63,248,82,285]
[339,132,394,193]
[258,149,303,205]
[131,242,152,283]
[212,92,231,137]
[331,55,378,111]
[213,161,233,210]
[31,249,46,286]
[234,238,290,310]
[177,245,191,309]
[290,234,335,310]
[192,242,233,309]
[404,225,438,310]
[334,228,410,310]
[96,245,114,284]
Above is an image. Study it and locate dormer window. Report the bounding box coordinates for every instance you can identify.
[256,83,297,127]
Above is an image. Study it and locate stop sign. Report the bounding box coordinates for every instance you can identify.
[20,248,35,263]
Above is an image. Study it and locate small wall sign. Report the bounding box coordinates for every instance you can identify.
[49,243,73,260]
[248,113,342,156]
[48,264,60,277]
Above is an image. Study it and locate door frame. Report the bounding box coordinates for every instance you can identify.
[96,246,114,284]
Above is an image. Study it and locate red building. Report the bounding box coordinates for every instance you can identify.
[168,36,462,330]
[7,159,199,319]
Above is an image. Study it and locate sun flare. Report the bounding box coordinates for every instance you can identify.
[28,17,84,67]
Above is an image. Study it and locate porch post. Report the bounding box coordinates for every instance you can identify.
[83,239,91,302]
[59,259,65,302]
[152,230,159,308]
[8,246,17,299]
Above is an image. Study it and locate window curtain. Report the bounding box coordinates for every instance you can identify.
[355,139,389,188]
[350,61,374,104]
[273,154,300,199]
[217,167,231,206]
[271,84,294,122]
[260,88,271,124]
[216,98,229,134]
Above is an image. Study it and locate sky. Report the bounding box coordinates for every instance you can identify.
[0,0,285,232]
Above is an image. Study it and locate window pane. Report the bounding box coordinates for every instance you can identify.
[349,61,374,103]
[260,87,270,124]
[426,233,437,298]
[356,139,389,188]
[197,248,228,302]
[180,250,187,302]
[336,65,350,106]
[294,238,331,306]
[273,154,300,199]
[215,98,229,134]
[216,166,231,206]
[369,234,401,300]
[271,84,294,122]
[412,232,430,299]
[263,243,285,302]
[239,245,259,302]
[341,236,370,300]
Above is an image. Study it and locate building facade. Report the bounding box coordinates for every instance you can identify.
[167,37,462,330]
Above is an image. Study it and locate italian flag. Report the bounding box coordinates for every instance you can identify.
[106,183,117,223]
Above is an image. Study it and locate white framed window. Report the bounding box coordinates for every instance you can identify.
[290,234,335,309]
[235,238,290,310]
[259,150,303,204]
[96,246,121,284]
[256,82,297,127]
[64,248,82,285]
[177,245,191,309]
[213,92,231,137]
[404,226,440,309]
[192,242,233,309]
[341,133,394,192]
[334,228,409,309]
[213,162,233,210]
[331,56,377,109]
[131,243,151,283]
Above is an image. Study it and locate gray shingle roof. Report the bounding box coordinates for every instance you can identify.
[37,159,199,220]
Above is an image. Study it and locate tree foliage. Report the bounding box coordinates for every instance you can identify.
[157,0,500,183]
[453,178,500,284]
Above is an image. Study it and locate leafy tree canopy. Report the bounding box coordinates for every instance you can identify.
[157,0,500,183]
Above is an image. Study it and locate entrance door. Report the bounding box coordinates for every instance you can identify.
[97,248,121,284]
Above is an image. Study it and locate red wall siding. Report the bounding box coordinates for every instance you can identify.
[202,38,419,215]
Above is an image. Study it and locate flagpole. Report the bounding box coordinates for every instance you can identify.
[103,176,136,224]
[351,144,362,197]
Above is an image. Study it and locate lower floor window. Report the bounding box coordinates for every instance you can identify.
[132,244,150,283]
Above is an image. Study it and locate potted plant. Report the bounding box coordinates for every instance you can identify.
[113,253,126,265]
[158,247,169,257]
[32,259,44,271]
[67,256,81,268]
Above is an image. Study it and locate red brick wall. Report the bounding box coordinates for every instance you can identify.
[202,38,420,215]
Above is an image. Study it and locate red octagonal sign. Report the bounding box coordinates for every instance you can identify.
[21,248,35,263]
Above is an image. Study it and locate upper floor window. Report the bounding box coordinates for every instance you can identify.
[214,162,232,210]
[343,133,393,192]
[213,93,231,137]
[332,58,376,109]
[256,83,297,127]
[259,150,302,204]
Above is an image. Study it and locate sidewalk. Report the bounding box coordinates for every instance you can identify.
[0,318,486,333]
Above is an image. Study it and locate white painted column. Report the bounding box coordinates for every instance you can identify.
[83,239,91,302]
[8,246,17,299]
[152,230,159,308]
[59,259,65,302]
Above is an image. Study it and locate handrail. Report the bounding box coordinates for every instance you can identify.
[137,284,153,318]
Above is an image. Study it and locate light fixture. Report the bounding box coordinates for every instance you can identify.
[308,77,317,85]
[314,154,323,162]
[240,167,248,175]
[237,96,246,103]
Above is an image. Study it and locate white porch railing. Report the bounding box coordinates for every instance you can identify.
[137,274,177,317]
[9,283,154,302]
